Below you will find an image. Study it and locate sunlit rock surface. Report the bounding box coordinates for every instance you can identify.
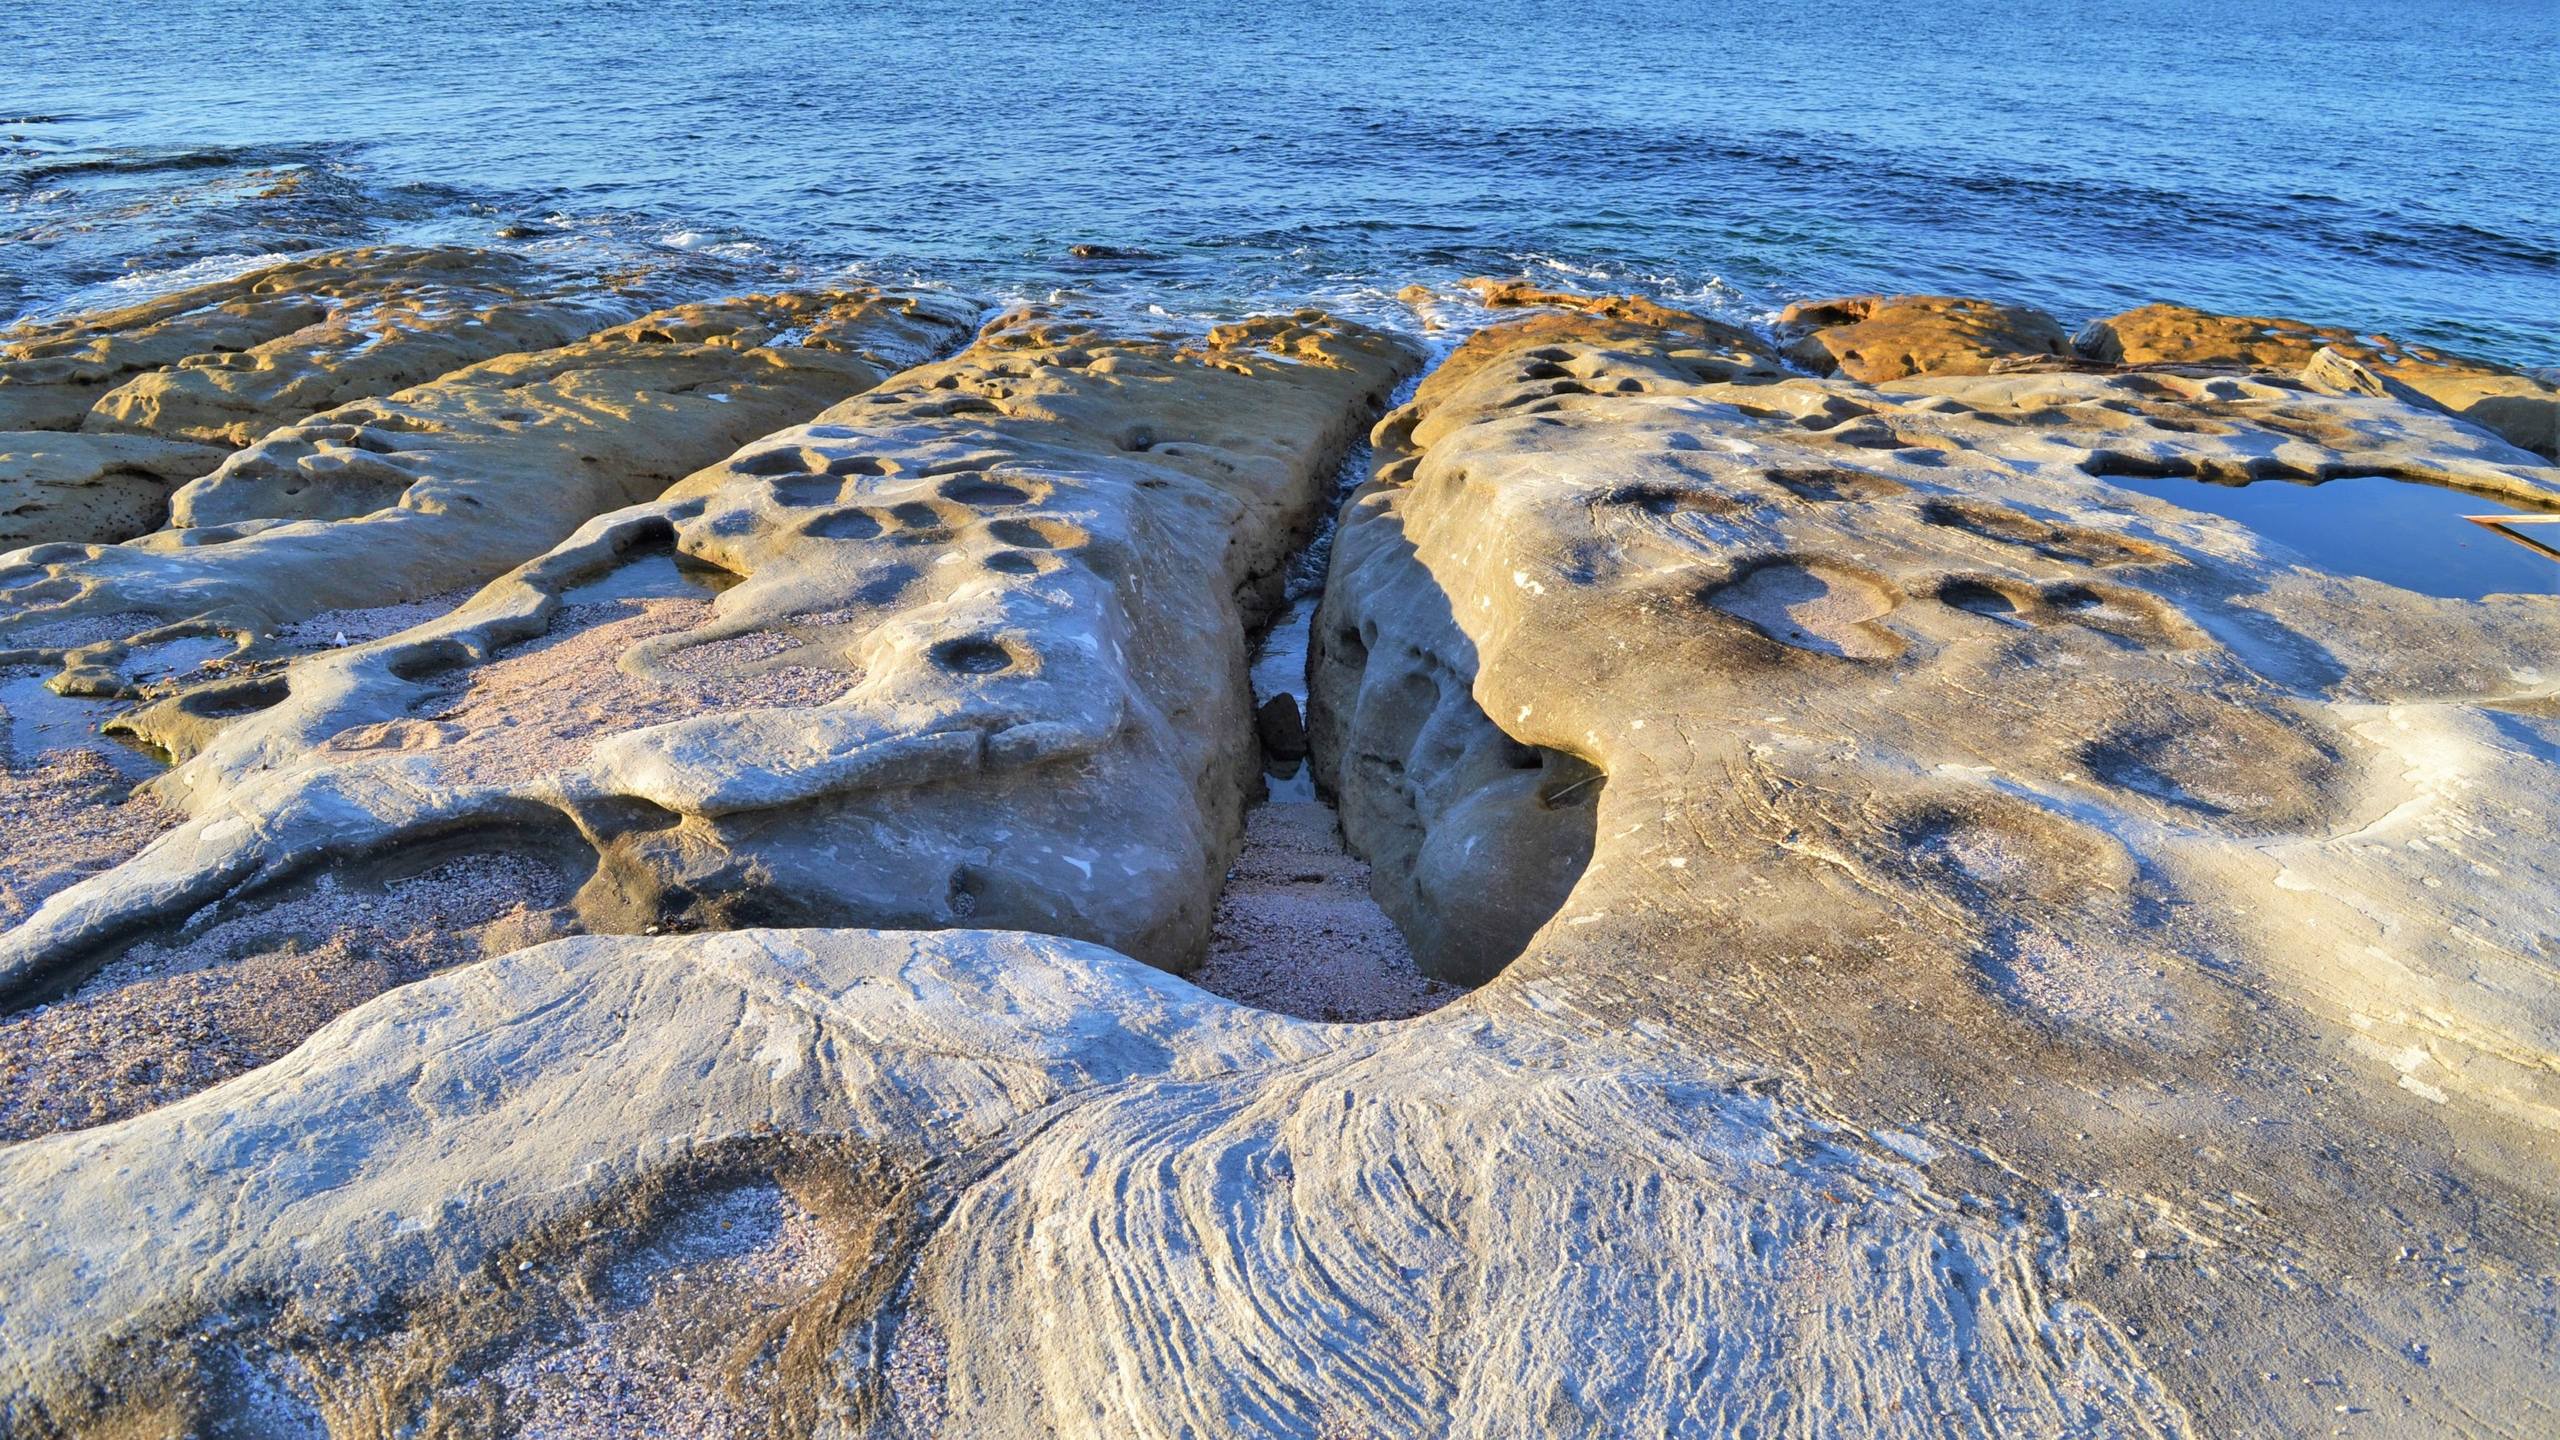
[0,287,979,695]
[1775,291,2072,381]
[0,266,2553,1438]
[0,247,564,432]
[0,246,692,550]
[2078,300,2560,459]
[75,251,646,448]
[0,302,1413,1027]
[0,431,230,549]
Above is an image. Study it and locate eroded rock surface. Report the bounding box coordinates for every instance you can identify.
[1,247,537,432]
[1,246,681,549]
[0,926,2219,1439]
[0,286,2555,1440]
[1304,305,2560,1431]
[1777,292,2071,380]
[2078,301,2560,458]
[0,310,1413,1026]
[67,249,678,448]
[0,432,230,549]
[0,287,979,695]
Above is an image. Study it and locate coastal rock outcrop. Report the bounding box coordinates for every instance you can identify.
[1775,292,2071,380]
[0,280,2554,1439]
[0,247,713,551]
[0,432,231,549]
[2077,301,2560,458]
[0,247,642,436]
[1459,275,1782,361]
[0,307,1412,1135]
[1301,302,2560,1431]
[0,287,979,694]
[79,272,627,449]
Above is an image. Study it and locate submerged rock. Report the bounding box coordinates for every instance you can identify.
[1253,691,1308,760]
[2077,300,2560,457]
[1776,291,2072,380]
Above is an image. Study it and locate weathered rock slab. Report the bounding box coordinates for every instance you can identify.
[0,287,979,693]
[1776,291,2072,380]
[2078,300,2560,458]
[0,431,230,549]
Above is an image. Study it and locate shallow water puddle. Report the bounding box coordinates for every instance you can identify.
[0,670,160,779]
[1249,595,1319,802]
[2132,474,2560,600]
[557,550,739,606]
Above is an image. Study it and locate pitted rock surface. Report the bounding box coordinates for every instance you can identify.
[0,283,2552,1440]
[0,308,1415,1015]
[2078,300,2560,458]
[1,247,557,432]
[77,250,654,447]
[0,432,230,549]
[1308,306,2560,1432]
[1776,292,2073,380]
[0,287,979,695]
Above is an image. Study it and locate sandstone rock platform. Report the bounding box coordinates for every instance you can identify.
[0,262,2553,1438]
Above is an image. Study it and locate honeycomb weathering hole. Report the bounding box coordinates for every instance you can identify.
[1706,557,1905,659]
[801,508,885,541]
[928,637,1015,675]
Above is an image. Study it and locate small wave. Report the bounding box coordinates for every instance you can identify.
[10,146,265,189]
[7,251,278,329]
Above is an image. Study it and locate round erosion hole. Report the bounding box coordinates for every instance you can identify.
[930,636,1017,675]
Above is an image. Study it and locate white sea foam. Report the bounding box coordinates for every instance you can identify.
[7,251,275,329]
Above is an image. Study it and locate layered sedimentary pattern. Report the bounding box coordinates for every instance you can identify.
[0,267,2555,1439]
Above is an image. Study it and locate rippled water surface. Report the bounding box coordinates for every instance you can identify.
[5,0,2556,360]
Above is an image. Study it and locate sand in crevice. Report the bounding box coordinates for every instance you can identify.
[1194,796,1460,1023]
[0,667,182,932]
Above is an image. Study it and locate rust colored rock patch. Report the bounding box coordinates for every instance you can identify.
[2077,300,2559,457]
[1777,292,2071,381]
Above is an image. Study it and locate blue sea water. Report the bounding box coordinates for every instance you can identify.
[3,0,2556,364]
